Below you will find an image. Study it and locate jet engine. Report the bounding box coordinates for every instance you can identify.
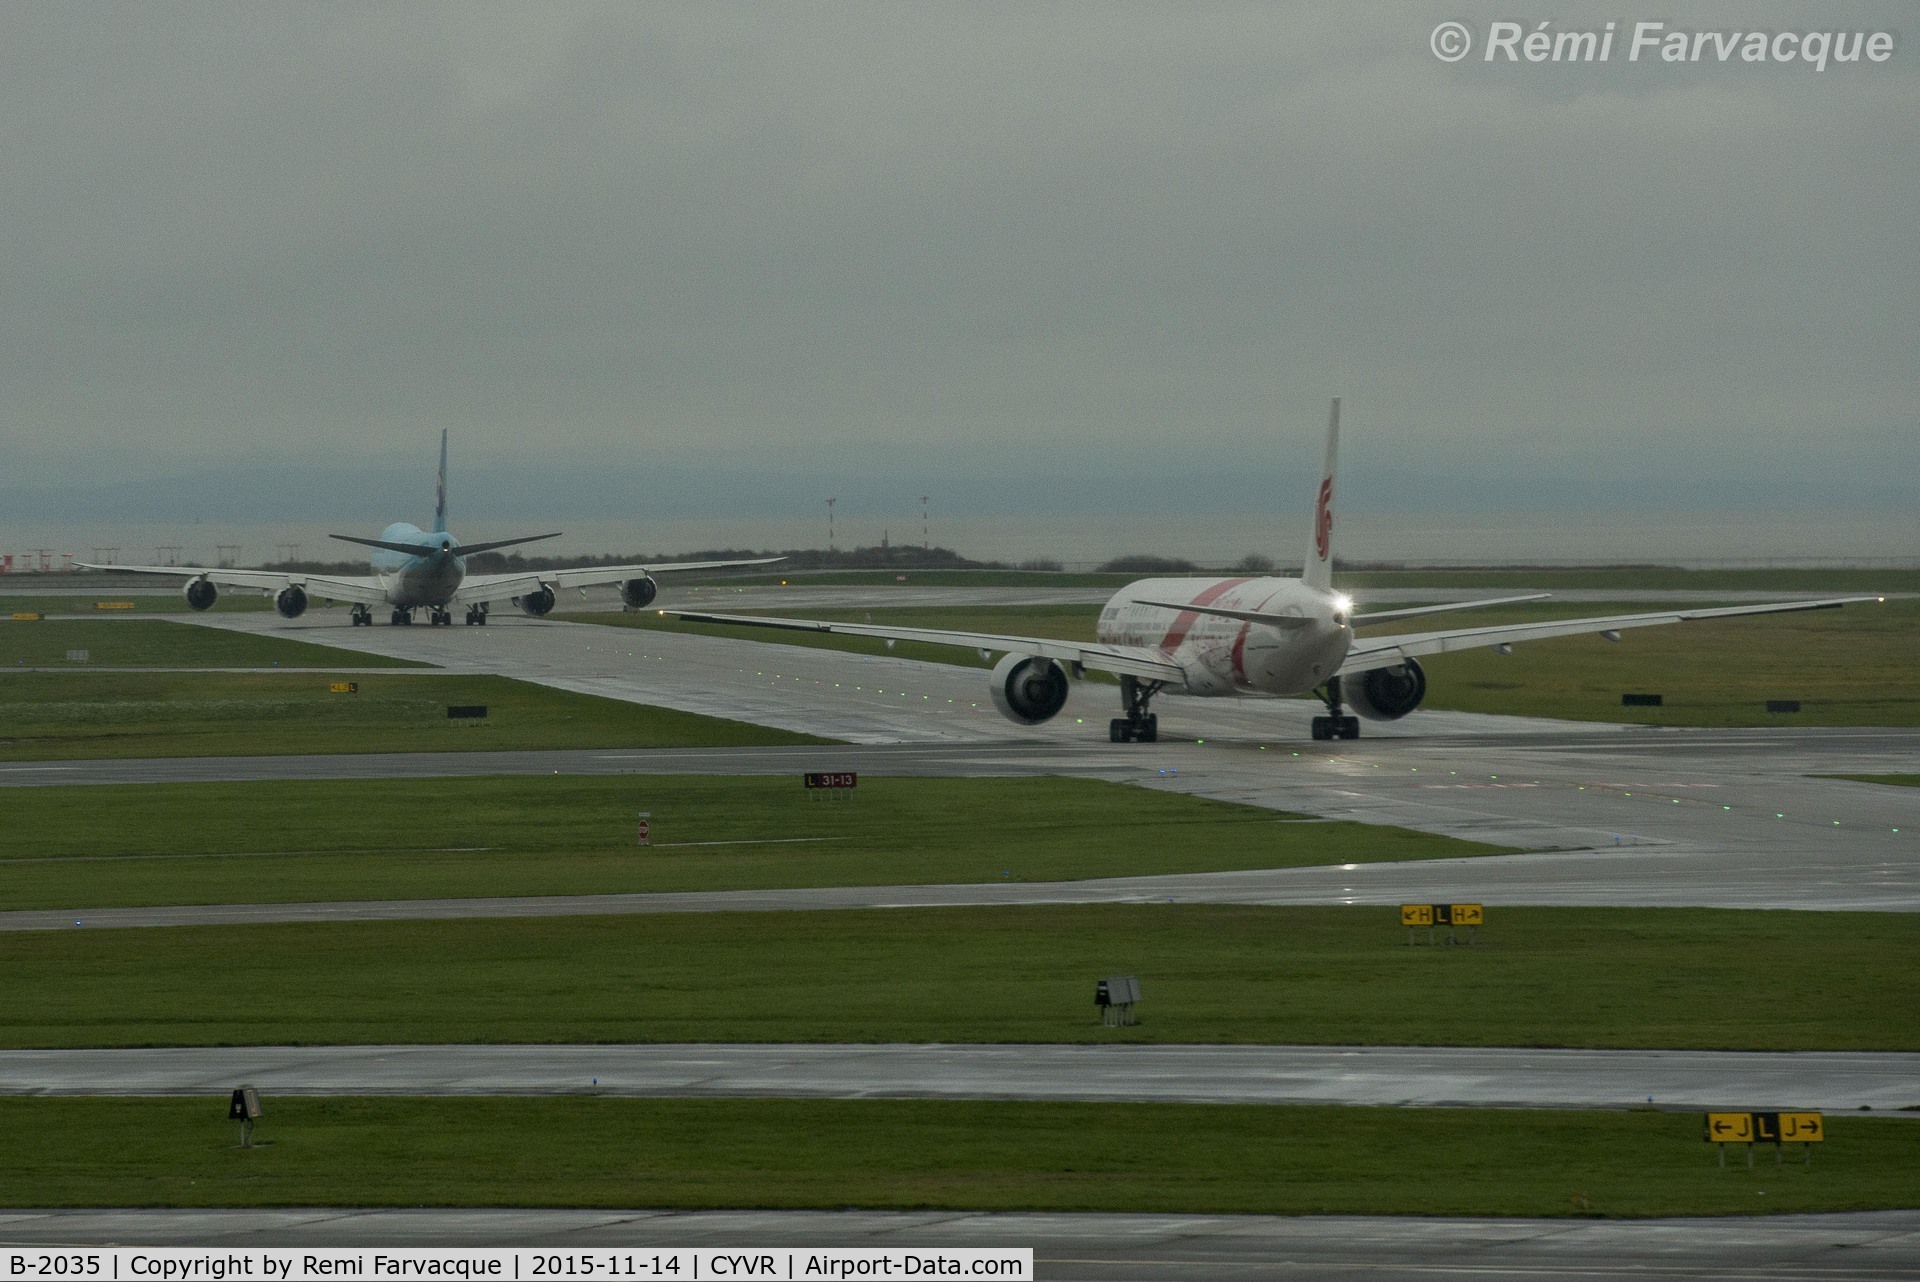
[183,578,219,611]
[1342,658,1427,721]
[515,585,556,617]
[620,576,658,609]
[274,586,308,619]
[988,653,1070,725]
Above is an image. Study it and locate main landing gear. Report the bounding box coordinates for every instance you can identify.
[428,608,453,627]
[350,605,373,627]
[1109,675,1164,743]
[389,608,413,626]
[1311,678,1361,741]
[463,605,489,626]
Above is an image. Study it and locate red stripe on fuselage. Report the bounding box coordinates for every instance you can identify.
[1158,578,1251,656]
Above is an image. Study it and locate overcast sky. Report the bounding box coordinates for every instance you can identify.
[2,2,1913,525]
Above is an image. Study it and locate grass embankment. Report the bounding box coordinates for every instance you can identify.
[0,673,825,760]
[1838,775,1919,788]
[5,906,1913,1050]
[0,776,1498,910]
[2,1098,1912,1216]
[0,618,423,668]
[0,594,270,615]
[582,598,1916,727]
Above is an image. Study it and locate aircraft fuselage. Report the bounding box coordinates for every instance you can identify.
[1095,576,1353,697]
[368,522,466,609]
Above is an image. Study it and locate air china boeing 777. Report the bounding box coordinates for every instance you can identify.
[86,432,777,626]
[671,400,1880,742]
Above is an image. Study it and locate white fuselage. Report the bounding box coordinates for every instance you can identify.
[1095,576,1354,696]
[368,522,466,609]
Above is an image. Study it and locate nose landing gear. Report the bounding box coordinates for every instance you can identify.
[1109,675,1165,743]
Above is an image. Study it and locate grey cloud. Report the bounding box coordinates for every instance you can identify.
[1,2,1912,522]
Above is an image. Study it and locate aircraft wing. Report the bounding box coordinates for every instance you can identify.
[76,563,392,607]
[1337,596,1883,676]
[452,557,784,608]
[665,609,1190,685]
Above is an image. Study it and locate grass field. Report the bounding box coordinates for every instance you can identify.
[1841,775,1919,788]
[0,672,824,760]
[558,602,1089,674]
[1398,597,1916,727]
[0,776,1501,910]
[1,1098,1912,1216]
[578,598,1917,727]
[0,593,270,614]
[5,906,1913,1050]
[0,618,423,668]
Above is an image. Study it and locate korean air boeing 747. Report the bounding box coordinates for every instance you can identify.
[86,431,777,626]
[669,400,1880,742]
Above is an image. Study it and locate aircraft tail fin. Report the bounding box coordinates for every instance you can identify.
[434,429,449,533]
[1302,398,1339,591]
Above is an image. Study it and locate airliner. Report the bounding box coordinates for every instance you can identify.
[85,432,777,625]
[670,400,1880,741]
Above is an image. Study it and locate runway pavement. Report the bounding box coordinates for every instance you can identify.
[6,1044,1916,1112]
[4,1208,1918,1280]
[5,727,1914,925]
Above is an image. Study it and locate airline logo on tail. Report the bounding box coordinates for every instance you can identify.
[1314,477,1334,561]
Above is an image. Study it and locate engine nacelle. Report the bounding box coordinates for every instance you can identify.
[515,585,556,617]
[1342,658,1427,722]
[274,586,308,619]
[988,653,1070,725]
[183,578,219,611]
[620,576,658,609]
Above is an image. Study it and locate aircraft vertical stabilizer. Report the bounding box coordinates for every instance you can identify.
[434,428,449,533]
[1302,398,1339,590]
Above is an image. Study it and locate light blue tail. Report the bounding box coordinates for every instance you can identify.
[433,429,449,533]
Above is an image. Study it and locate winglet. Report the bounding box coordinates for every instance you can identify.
[1303,398,1339,591]
[434,429,449,533]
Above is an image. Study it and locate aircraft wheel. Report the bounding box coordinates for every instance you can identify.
[391,609,411,626]
[1310,717,1331,741]
[1139,714,1158,743]
[1340,716,1361,739]
[1109,719,1132,744]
